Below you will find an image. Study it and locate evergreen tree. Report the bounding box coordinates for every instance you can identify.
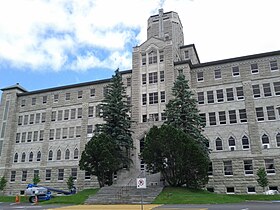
[33,174,40,185]
[0,176,7,192]
[257,167,269,192]
[67,176,74,191]
[100,69,133,167]
[164,73,208,150]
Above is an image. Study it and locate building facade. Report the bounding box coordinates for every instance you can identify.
[0,9,280,195]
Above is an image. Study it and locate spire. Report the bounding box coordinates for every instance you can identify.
[159,8,164,39]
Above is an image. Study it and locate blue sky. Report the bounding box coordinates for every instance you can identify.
[1,0,280,92]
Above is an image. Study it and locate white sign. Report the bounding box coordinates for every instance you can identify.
[136,178,146,189]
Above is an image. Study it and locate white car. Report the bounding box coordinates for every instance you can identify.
[264,190,279,195]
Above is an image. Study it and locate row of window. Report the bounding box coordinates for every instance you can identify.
[141,71,165,85]
[141,50,164,65]
[212,133,280,151]
[13,148,79,163]
[196,60,279,82]
[142,91,165,105]
[207,186,279,194]
[10,168,91,182]
[142,112,166,123]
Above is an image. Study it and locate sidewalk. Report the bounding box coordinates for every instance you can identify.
[51,204,162,210]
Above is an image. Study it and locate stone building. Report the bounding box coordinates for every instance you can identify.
[0,9,280,195]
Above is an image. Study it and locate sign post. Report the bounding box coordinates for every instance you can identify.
[136,178,146,210]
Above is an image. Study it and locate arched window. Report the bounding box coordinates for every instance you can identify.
[242,136,250,149]
[262,134,270,149]
[65,149,70,160]
[74,148,79,159]
[215,138,223,151]
[21,152,26,162]
[37,151,41,161]
[57,149,61,160]
[29,152,33,162]
[276,133,280,147]
[228,136,236,151]
[14,153,18,163]
[48,150,53,161]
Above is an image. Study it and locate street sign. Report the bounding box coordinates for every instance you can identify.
[136,178,146,189]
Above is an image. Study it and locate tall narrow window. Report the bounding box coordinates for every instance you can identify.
[266,106,276,120]
[43,96,47,104]
[218,111,226,124]
[77,90,83,99]
[70,109,76,119]
[239,109,247,123]
[29,152,33,162]
[48,150,53,161]
[65,93,70,100]
[46,169,51,181]
[226,88,234,101]
[262,134,270,149]
[251,63,259,74]
[14,153,18,163]
[273,81,280,95]
[149,72,158,84]
[90,88,95,97]
[263,83,272,97]
[224,161,233,175]
[142,53,146,65]
[236,87,244,100]
[74,148,79,159]
[209,112,216,125]
[215,138,223,150]
[22,170,27,182]
[276,133,280,147]
[197,72,204,82]
[216,89,224,102]
[56,128,62,140]
[142,94,147,105]
[228,137,236,151]
[88,106,94,117]
[232,66,240,76]
[51,111,56,121]
[207,91,214,103]
[21,152,26,162]
[53,94,59,102]
[159,50,164,62]
[160,91,165,103]
[229,110,237,124]
[160,71,165,82]
[270,60,278,71]
[265,159,275,174]
[214,69,221,79]
[58,169,64,181]
[57,150,61,160]
[244,160,253,175]
[256,107,264,121]
[65,149,70,160]
[252,84,261,98]
[208,162,213,176]
[142,74,147,85]
[242,136,250,149]
[32,97,36,105]
[64,110,69,120]
[197,92,204,104]
[126,78,131,87]
[77,108,82,118]
[37,151,41,161]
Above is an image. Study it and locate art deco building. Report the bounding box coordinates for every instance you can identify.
[0,9,280,195]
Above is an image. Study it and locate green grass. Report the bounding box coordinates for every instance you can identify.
[153,187,280,204]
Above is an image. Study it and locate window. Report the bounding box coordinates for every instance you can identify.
[71,168,78,180]
[29,152,33,162]
[77,108,83,118]
[263,83,272,97]
[142,115,147,122]
[232,66,240,76]
[161,113,167,121]
[148,51,157,64]
[184,50,189,59]
[41,112,46,123]
[142,53,146,65]
[49,129,54,140]
[229,110,237,124]
[160,91,165,103]
[35,113,40,124]
[65,93,70,100]
[197,72,204,82]
[214,69,221,79]
[10,171,16,182]
[215,137,223,150]
[48,150,53,161]
[74,148,79,159]
[127,78,131,87]
[88,106,94,117]
[242,136,250,149]
[32,97,36,105]
[39,130,44,141]
[70,109,76,119]
[76,126,81,137]
[239,109,247,123]
[37,151,41,161]
[51,111,56,121]
[149,113,159,122]
[56,150,61,160]
[149,92,158,104]
[21,99,26,107]
[252,84,261,98]
[209,112,216,125]
[65,149,70,160]
[197,92,204,104]
[207,91,214,103]
[58,169,64,181]
[16,133,20,143]
[87,125,93,134]
[62,128,68,139]
[14,153,18,163]
[267,106,276,120]
[53,94,59,102]
[22,170,27,181]
[46,169,51,181]
[274,81,280,95]
[18,116,23,125]
[142,94,147,105]
[226,187,235,194]
[34,170,39,179]
[21,132,26,143]
[78,90,83,99]
[265,159,275,174]
[228,137,236,151]
[64,110,69,120]
[216,89,224,102]
[226,88,234,101]
[276,133,280,147]
[160,71,165,82]
[142,74,147,85]
[224,161,233,175]
[251,63,259,74]
[244,160,253,175]
[256,107,264,121]
[149,72,158,84]
[69,127,74,138]
[208,162,213,176]
[23,115,28,125]
[90,88,95,97]
[262,134,270,149]
[218,111,226,124]
[85,171,91,180]
[199,113,206,126]
[29,114,34,124]
[43,96,47,104]
[236,87,244,100]
[270,60,278,71]
[247,187,256,194]
[21,152,26,162]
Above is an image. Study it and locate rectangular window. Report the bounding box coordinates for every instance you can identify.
[251,63,259,74]
[236,87,244,100]
[64,110,69,120]
[229,110,237,124]
[142,94,147,105]
[209,112,216,125]
[184,50,189,59]
[58,169,64,181]
[51,111,56,121]
[226,88,234,101]
[87,125,93,134]
[244,160,253,175]
[208,162,213,176]
[226,187,235,194]
[18,116,23,125]
[214,69,221,79]
[270,60,278,71]
[32,97,36,105]
[197,92,204,104]
[76,126,81,137]
[10,171,16,182]
[232,66,240,76]
[265,159,275,174]
[142,53,146,65]
[149,92,158,104]
[22,170,27,181]
[65,93,70,100]
[267,106,276,120]
[21,99,26,107]
[160,71,165,82]
[149,113,159,122]
[207,91,214,103]
[78,90,83,99]
[273,81,280,95]
[24,115,28,125]
[197,72,204,82]
[239,109,247,123]
[88,106,94,117]
[27,132,32,142]
[39,130,44,141]
[62,128,68,139]
[41,112,46,123]
[69,109,76,119]
[142,74,147,85]
[242,136,250,149]
[77,108,82,118]
[43,96,47,104]
[71,168,78,180]
[90,88,95,97]
[33,131,38,142]
[142,115,147,123]
[55,128,61,140]
[224,161,233,175]
[247,187,256,194]
[252,84,261,98]
[216,89,224,102]
[160,91,165,103]
[256,107,264,121]
[54,94,59,102]
[56,110,62,121]
[127,78,131,87]
[69,127,74,138]
[263,83,272,97]
[29,114,34,124]
[16,133,20,143]
[218,111,226,124]
[148,51,157,64]
[35,113,40,124]
[49,129,54,140]
[21,132,26,143]
[46,169,51,181]
[149,72,158,84]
